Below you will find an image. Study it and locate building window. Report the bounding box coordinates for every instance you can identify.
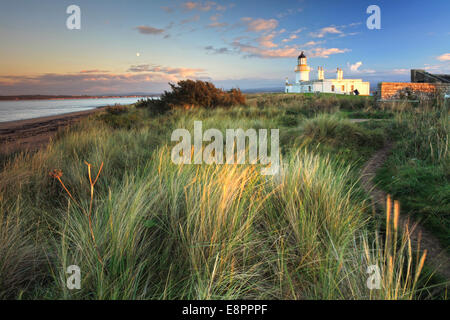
[331,85,335,92]
[308,86,311,92]
[342,85,345,91]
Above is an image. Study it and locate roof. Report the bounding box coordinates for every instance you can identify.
[298,51,306,59]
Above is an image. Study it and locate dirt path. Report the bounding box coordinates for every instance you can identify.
[360,141,450,281]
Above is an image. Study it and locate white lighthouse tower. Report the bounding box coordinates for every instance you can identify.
[295,51,310,83]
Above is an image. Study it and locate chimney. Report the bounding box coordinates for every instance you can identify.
[336,68,343,80]
[318,67,324,80]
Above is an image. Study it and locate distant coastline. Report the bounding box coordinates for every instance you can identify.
[0,94,160,101]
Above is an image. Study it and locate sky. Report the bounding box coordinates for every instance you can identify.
[0,0,449,95]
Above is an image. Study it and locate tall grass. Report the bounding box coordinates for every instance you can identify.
[3,147,427,299]
[0,96,436,299]
[393,103,449,164]
[375,96,450,252]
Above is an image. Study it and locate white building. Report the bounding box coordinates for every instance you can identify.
[285,52,370,95]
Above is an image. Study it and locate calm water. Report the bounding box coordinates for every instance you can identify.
[0,97,146,123]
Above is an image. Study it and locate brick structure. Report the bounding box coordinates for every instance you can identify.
[377,82,450,100]
[377,69,450,100]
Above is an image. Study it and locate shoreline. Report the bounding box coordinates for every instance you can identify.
[0,106,107,154]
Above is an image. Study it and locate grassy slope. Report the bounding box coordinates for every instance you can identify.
[0,94,440,299]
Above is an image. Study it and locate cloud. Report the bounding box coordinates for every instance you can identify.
[437,53,450,61]
[231,40,298,59]
[183,1,231,12]
[210,13,221,21]
[205,46,234,54]
[309,47,350,58]
[127,64,206,78]
[161,6,175,13]
[183,1,199,10]
[350,61,362,72]
[392,69,409,75]
[302,41,321,47]
[0,65,210,95]
[423,64,441,71]
[241,17,278,32]
[135,25,165,35]
[80,69,109,74]
[276,8,303,19]
[181,15,200,24]
[207,22,228,28]
[281,34,298,43]
[309,26,342,38]
[257,33,278,48]
[347,61,376,74]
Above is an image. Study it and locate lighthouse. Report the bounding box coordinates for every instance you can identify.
[295,51,310,83]
[285,51,370,95]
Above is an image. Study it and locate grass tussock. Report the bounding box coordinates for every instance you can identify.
[302,114,385,148]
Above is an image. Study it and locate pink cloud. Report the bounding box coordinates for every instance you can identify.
[258,33,278,48]
[281,34,298,43]
[232,40,297,58]
[241,17,278,32]
[309,26,342,38]
[135,25,165,35]
[183,1,199,10]
[183,1,231,12]
[309,47,350,58]
[0,66,209,95]
[437,53,450,61]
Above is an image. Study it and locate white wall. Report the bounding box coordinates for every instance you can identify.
[285,80,370,95]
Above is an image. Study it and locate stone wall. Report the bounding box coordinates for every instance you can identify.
[377,82,450,100]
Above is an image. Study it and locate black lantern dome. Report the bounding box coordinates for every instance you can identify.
[298,51,306,60]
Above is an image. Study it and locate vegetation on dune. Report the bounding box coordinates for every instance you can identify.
[0,87,448,299]
[136,80,246,113]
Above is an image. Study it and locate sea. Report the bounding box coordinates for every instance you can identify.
[0,97,147,123]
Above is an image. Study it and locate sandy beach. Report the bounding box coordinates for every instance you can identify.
[0,107,107,154]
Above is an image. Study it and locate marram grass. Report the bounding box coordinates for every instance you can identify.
[0,100,439,299]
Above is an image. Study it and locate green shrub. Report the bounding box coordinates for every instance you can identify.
[138,80,246,112]
[135,98,170,115]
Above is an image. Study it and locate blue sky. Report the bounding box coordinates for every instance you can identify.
[0,0,449,94]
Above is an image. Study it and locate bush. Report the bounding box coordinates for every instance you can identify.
[138,80,246,112]
[135,98,169,115]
